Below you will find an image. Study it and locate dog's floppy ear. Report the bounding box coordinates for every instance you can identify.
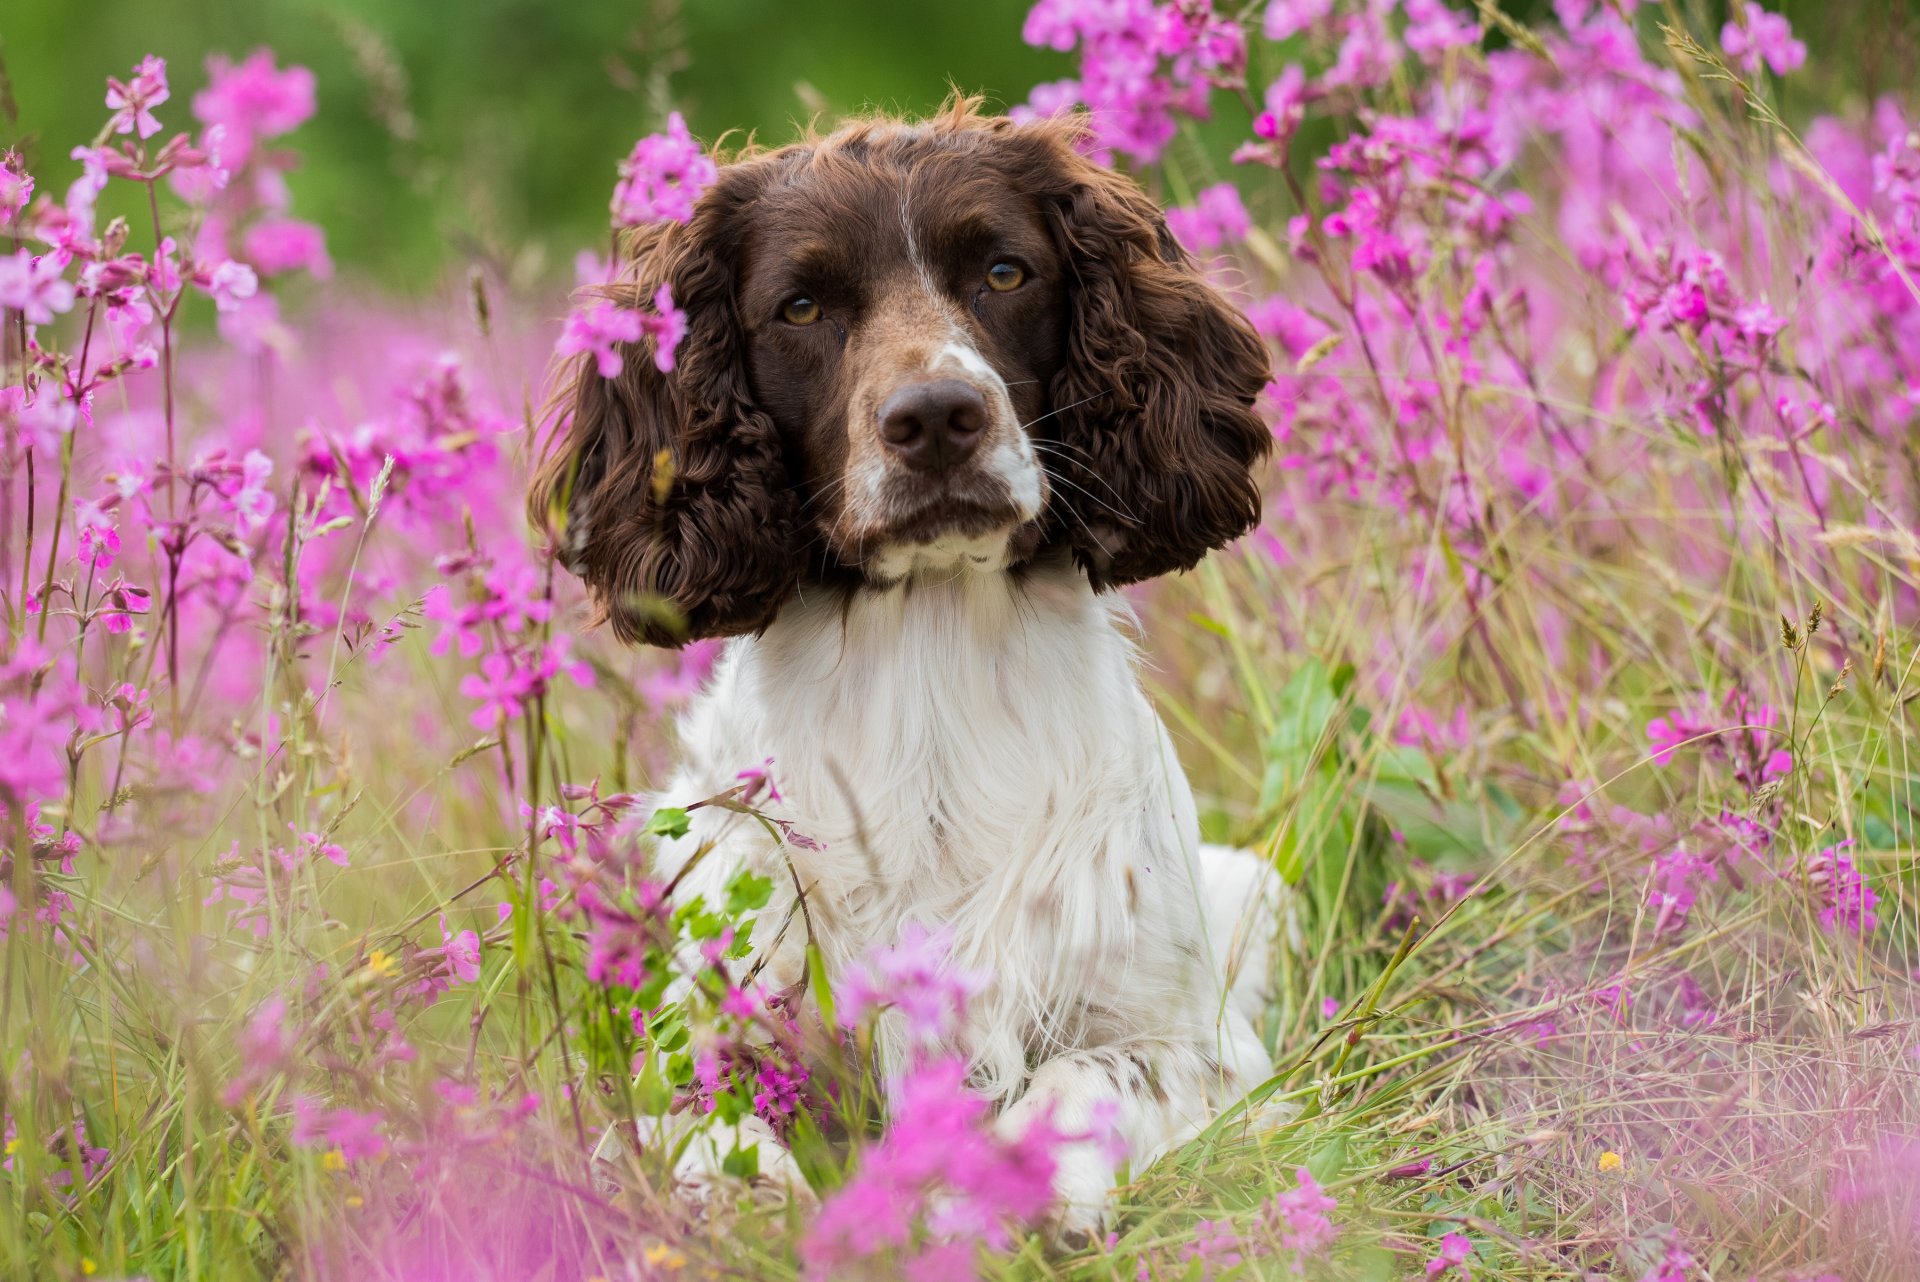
[1011,120,1273,588]
[528,170,800,648]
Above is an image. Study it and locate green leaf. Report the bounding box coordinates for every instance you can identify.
[634,1053,672,1116]
[808,943,839,1032]
[785,1110,838,1194]
[721,1140,760,1181]
[645,806,691,839]
[724,868,774,916]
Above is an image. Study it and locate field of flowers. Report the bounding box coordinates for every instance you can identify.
[3,1,1918,1278]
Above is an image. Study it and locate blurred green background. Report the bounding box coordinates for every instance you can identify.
[2,0,1058,292]
[4,1,1912,292]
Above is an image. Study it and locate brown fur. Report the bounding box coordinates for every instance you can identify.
[526,99,1272,647]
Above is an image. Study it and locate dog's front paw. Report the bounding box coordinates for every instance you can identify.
[1043,1141,1116,1249]
[996,1098,1117,1250]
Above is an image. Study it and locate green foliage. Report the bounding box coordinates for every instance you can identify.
[2,0,1058,286]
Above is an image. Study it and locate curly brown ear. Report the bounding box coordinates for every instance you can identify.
[1020,125,1272,587]
[528,175,800,648]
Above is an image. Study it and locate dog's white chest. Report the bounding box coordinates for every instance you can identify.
[662,564,1219,1096]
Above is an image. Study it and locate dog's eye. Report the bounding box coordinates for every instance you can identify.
[782,297,822,325]
[986,263,1025,292]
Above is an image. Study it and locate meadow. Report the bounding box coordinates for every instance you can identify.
[2,1,1917,1278]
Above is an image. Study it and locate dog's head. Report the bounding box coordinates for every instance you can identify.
[529,101,1272,647]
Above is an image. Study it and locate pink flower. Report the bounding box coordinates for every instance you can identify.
[611,112,718,226]
[193,49,317,167]
[1648,844,1716,933]
[0,250,77,325]
[838,922,989,1046]
[0,387,76,456]
[1806,842,1879,935]
[290,1097,386,1161]
[1426,1232,1475,1278]
[1721,10,1806,76]
[1264,0,1334,41]
[242,217,332,278]
[1646,709,1710,765]
[639,637,721,707]
[228,449,277,537]
[0,153,32,225]
[74,499,121,571]
[1252,65,1308,146]
[288,825,349,868]
[222,996,293,1106]
[582,890,668,991]
[1261,1166,1339,1265]
[1166,182,1251,253]
[457,637,593,727]
[433,914,482,984]
[554,289,685,379]
[216,291,287,356]
[106,55,170,139]
[800,1055,1059,1279]
[1404,0,1481,59]
[735,757,782,805]
[646,283,688,372]
[1639,1239,1695,1282]
[202,259,259,313]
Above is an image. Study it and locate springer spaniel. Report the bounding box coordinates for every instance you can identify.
[532,101,1283,1234]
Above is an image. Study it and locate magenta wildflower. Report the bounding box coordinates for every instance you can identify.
[1648,843,1716,933]
[202,259,260,312]
[735,757,782,805]
[556,302,643,379]
[435,914,482,984]
[1183,1219,1244,1274]
[1721,9,1806,76]
[838,921,989,1046]
[0,387,76,455]
[611,112,718,226]
[291,1097,387,1161]
[242,217,332,278]
[1806,842,1879,935]
[0,250,77,325]
[800,1056,1059,1279]
[0,153,31,224]
[222,996,293,1106]
[1261,1166,1339,1266]
[639,637,721,707]
[1252,65,1309,147]
[1264,0,1334,41]
[645,283,687,371]
[227,449,277,536]
[556,286,684,378]
[1404,0,1481,58]
[1426,1232,1476,1278]
[74,499,122,570]
[583,894,667,991]
[457,637,593,727]
[192,49,316,166]
[1640,1239,1695,1282]
[1166,182,1252,252]
[106,55,170,139]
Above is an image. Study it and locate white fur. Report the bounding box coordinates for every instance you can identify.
[649,555,1283,1229]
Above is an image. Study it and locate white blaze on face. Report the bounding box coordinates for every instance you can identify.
[923,337,1043,525]
[836,187,1048,579]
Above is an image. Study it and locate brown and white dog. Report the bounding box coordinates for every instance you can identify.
[531,100,1284,1234]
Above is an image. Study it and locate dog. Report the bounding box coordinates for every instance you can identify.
[530,99,1284,1235]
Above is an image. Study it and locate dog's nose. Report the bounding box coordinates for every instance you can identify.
[878,379,988,473]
